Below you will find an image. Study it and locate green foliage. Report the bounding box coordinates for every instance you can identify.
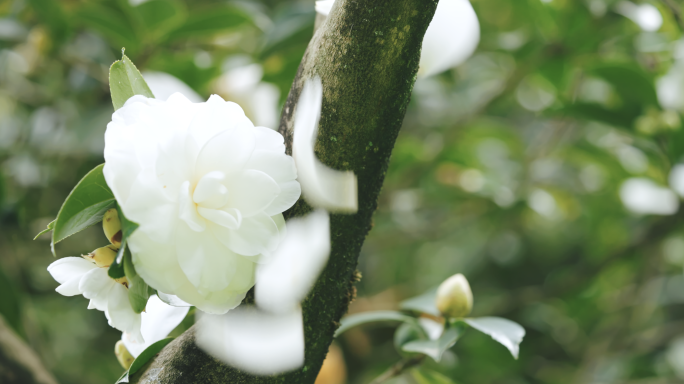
[51,164,115,254]
[116,338,175,383]
[109,54,155,110]
[108,205,139,280]
[410,368,458,384]
[124,249,153,314]
[335,310,421,337]
[399,287,440,317]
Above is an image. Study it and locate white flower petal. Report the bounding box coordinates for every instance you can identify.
[156,291,192,307]
[122,295,189,357]
[255,210,330,314]
[47,257,97,286]
[79,268,115,311]
[198,207,241,230]
[293,77,358,213]
[215,212,279,257]
[418,0,480,78]
[226,170,280,218]
[190,96,255,154]
[263,180,302,217]
[315,0,335,16]
[175,224,238,292]
[620,178,679,215]
[254,126,285,153]
[124,170,177,242]
[464,317,525,359]
[55,276,86,296]
[178,180,206,232]
[107,284,143,343]
[196,306,305,375]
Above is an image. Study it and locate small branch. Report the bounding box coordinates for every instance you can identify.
[0,315,59,384]
[369,355,426,384]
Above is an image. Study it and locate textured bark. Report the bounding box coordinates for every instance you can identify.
[0,315,59,384]
[131,0,437,382]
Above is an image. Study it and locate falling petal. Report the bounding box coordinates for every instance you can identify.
[196,306,305,375]
[255,210,331,314]
[293,77,358,212]
[418,0,480,78]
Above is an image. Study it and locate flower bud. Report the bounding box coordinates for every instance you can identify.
[103,208,122,247]
[435,273,473,319]
[114,276,129,289]
[85,246,118,268]
[115,340,134,369]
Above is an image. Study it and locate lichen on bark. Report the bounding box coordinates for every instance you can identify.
[130,0,438,382]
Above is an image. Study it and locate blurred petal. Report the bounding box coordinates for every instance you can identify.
[196,306,304,375]
[292,77,358,212]
[255,210,330,314]
[670,164,684,197]
[615,1,663,32]
[315,0,335,15]
[419,0,480,78]
[142,71,203,102]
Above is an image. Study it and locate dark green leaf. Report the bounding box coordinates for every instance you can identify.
[76,4,139,53]
[335,310,419,337]
[402,326,462,362]
[34,219,55,240]
[400,288,440,317]
[116,338,174,383]
[27,0,70,44]
[590,63,659,107]
[136,0,186,36]
[124,249,152,314]
[52,164,115,254]
[166,7,250,40]
[410,368,458,384]
[109,54,155,111]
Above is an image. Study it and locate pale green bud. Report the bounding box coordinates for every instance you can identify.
[435,273,473,319]
[85,246,117,268]
[114,340,134,369]
[103,208,122,247]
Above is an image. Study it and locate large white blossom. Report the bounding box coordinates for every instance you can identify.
[315,0,480,79]
[47,256,143,341]
[103,93,301,314]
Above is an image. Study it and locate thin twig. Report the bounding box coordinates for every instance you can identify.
[369,355,426,384]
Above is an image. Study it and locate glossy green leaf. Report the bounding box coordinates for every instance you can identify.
[335,310,419,337]
[110,54,155,111]
[410,368,458,384]
[52,164,115,254]
[400,288,440,317]
[394,322,428,355]
[116,338,174,383]
[34,219,55,240]
[124,249,153,314]
[402,326,462,362]
[166,7,250,40]
[464,317,526,359]
[590,63,659,107]
[136,0,187,38]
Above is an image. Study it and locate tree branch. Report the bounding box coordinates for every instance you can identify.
[131,0,438,382]
[0,315,58,384]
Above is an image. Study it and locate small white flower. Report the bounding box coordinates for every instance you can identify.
[314,0,480,79]
[104,93,301,314]
[122,295,189,357]
[197,210,332,375]
[293,77,357,212]
[47,256,143,342]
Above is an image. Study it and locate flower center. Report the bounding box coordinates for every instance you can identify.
[193,171,229,209]
[178,171,242,232]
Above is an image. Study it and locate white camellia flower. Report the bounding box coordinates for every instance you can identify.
[47,256,143,342]
[315,0,480,79]
[197,209,332,375]
[104,93,301,314]
[122,295,189,357]
[293,77,357,212]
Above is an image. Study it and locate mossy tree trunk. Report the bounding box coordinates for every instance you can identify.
[131,0,438,382]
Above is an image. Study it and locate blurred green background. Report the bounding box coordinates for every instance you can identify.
[3,0,684,383]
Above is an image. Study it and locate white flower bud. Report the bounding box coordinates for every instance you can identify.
[103,208,122,247]
[115,340,134,369]
[435,273,473,319]
[84,246,118,268]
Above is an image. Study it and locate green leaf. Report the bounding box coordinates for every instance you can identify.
[109,54,155,111]
[136,0,186,37]
[590,63,659,107]
[394,322,428,355]
[52,164,115,254]
[402,326,462,362]
[335,310,419,337]
[400,288,440,317]
[166,7,250,40]
[116,338,174,383]
[124,249,152,314]
[463,317,526,359]
[34,219,56,240]
[76,4,139,53]
[410,368,458,384]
